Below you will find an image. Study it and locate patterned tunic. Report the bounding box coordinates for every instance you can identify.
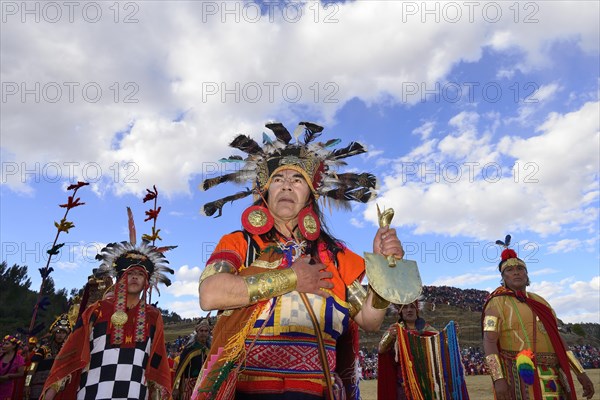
[195,231,364,399]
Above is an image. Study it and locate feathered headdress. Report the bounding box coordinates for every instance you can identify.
[49,313,72,334]
[94,186,176,344]
[95,186,176,292]
[201,121,378,217]
[495,234,526,272]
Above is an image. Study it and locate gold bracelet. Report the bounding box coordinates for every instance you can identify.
[347,280,367,317]
[244,268,298,304]
[485,354,504,381]
[199,260,236,285]
[378,329,395,353]
[483,315,499,332]
[566,350,585,374]
[368,285,390,310]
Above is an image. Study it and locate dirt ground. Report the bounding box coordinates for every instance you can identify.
[358,369,600,400]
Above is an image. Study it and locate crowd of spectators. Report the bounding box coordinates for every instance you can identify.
[571,345,600,369]
[358,348,379,380]
[422,285,489,312]
[461,346,487,375]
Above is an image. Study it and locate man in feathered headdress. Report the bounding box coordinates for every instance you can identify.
[194,122,405,400]
[40,213,175,400]
[482,235,594,400]
[26,314,72,399]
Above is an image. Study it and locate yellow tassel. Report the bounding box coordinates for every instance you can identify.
[220,305,264,363]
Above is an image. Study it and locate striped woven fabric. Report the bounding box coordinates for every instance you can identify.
[397,321,470,400]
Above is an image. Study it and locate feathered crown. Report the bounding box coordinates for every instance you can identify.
[495,234,526,272]
[49,313,72,333]
[201,121,378,217]
[95,186,176,293]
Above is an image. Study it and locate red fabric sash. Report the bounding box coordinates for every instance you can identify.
[377,350,398,400]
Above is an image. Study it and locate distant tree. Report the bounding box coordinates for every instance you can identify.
[0,262,37,336]
[157,306,183,324]
[0,262,70,337]
[0,261,31,289]
[572,324,586,337]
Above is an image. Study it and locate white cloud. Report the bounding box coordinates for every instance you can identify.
[530,277,600,323]
[161,300,204,319]
[412,121,436,140]
[547,239,583,254]
[164,265,202,298]
[528,268,558,276]
[54,241,105,271]
[2,1,598,197]
[349,217,365,228]
[367,101,599,240]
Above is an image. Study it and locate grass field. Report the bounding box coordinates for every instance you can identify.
[358,369,600,400]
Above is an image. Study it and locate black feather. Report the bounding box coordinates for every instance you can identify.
[299,121,324,144]
[266,122,292,144]
[336,173,377,189]
[202,172,241,191]
[347,188,375,203]
[330,142,367,160]
[219,155,244,163]
[202,189,253,217]
[229,135,263,155]
[505,235,511,246]
[322,187,375,204]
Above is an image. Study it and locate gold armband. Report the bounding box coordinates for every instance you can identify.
[485,354,504,381]
[368,285,390,310]
[483,315,499,332]
[244,268,298,304]
[199,260,236,285]
[378,329,395,353]
[347,280,367,318]
[566,350,585,374]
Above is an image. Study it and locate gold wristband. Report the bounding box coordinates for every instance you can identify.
[368,285,391,310]
[244,268,298,304]
[567,350,585,374]
[485,354,504,381]
[483,315,499,332]
[378,329,395,353]
[347,280,367,317]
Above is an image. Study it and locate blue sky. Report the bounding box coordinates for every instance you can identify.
[1,1,598,324]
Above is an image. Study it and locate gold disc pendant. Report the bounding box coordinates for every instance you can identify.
[111,310,128,327]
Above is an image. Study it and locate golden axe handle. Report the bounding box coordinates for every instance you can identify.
[377,205,397,267]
